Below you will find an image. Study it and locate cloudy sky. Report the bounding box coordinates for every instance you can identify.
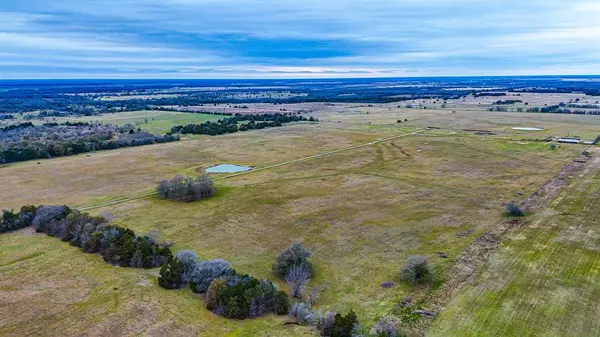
[1,0,599,78]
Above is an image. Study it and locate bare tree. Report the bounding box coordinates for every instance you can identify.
[400,255,433,285]
[285,265,309,298]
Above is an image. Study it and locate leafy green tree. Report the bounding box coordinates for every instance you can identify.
[328,310,358,337]
[274,290,290,315]
[273,242,314,278]
[158,258,185,289]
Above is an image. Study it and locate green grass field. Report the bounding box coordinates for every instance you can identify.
[429,151,600,336]
[1,100,598,336]
[26,110,222,134]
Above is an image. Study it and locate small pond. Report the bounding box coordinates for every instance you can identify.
[205,164,253,173]
[511,127,543,131]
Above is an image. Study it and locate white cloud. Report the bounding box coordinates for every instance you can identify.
[0,0,599,77]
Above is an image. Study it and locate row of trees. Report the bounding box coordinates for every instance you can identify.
[170,114,316,136]
[158,250,290,319]
[493,100,522,105]
[0,122,179,164]
[157,242,319,320]
[526,106,600,114]
[0,205,172,268]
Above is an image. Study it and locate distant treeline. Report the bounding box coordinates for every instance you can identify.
[475,92,506,97]
[510,87,600,96]
[171,113,316,136]
[494,100,522,105]
[526,106,600,114]
[0,122,178,164]
[2,78,600,119]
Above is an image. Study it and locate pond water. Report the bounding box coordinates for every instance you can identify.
[511,127,543,131]
[205,164,253,173]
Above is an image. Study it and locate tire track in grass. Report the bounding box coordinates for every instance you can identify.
[77,129,426,210]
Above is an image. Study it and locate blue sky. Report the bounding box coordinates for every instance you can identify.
[1,0,599,78]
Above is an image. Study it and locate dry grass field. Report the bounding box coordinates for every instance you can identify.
[1,99,597,336]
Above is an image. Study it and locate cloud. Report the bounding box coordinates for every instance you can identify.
[0,0,599,78]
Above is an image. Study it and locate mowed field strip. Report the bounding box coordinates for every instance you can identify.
[429,148,600,336]
[77,128,426,210]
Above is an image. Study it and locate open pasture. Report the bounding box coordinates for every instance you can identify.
[0,104,595,336]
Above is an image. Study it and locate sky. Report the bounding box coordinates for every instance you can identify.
[0,0,599,79]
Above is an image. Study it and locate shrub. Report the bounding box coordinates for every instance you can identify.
[158,258,185,289]
[326,310,359,337]
[208,274,285,319]
[400,255,433,285]
[289,302,314,325]
[1,209,19,233]
[157,174,215,202]
[274,290,290,315]
[206,277,229,310]
[286,265,310,298]
[372,316,403,337]
[189,259,234,293]
[174,250,199,283]
[0,205,40,233]
[273,242,314,278]
[505,201,524,217]
[316,311,336,336]
[33,205,70,234]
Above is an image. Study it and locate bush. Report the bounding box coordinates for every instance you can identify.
[289,302,314,325]
[208,274,285,319]
[273,242,314,278]
[505,201,524,217]
[274,290,290,315]
[0,209,19,232]
[206,277,229,310]
[157,174,215,202]
[327,310,359,337]
[174,250,199,283]
[189,259,234,293]
[372,316,403,337]
[158,258,185,289]
[316,311,336,336]
[33,205,71,234]
[400,255,433,285]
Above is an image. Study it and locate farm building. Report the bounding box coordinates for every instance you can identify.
[558,138,581,144]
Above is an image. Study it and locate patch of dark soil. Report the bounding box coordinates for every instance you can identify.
[391,140,411,157]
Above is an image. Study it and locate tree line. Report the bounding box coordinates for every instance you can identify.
[170,113,316,136]
[0,122,179,164]
[1,205,172,267]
